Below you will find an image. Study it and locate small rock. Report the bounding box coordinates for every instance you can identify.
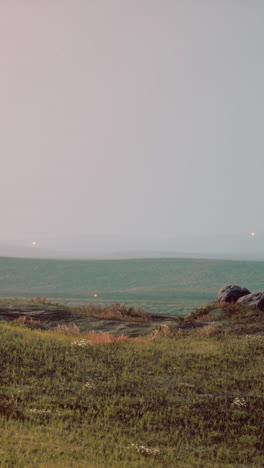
[217,285,251,303]
[237,292,264,311]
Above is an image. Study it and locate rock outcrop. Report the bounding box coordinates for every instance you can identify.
[217,285,251,303]
[237,292,264,311]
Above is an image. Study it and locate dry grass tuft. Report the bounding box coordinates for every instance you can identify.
[53,323,80,335]
[15,316,27,324]
[84,331,144,344]
[197,314,217,322]
[152,324,184,339]
[15,316,42,327]
[194,322,220,337]
[31,297,48,305]
[77,303,151,322]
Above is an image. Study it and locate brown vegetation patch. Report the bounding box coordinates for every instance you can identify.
[152,324,184,338]
[197,313,217,322]
[84,330,144,344]
[53,323,80,335]
[76,302,152,322]
[194,322,221,337]
[14,316,42,328]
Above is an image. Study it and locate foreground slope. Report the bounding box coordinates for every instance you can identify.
[0,312,264,467]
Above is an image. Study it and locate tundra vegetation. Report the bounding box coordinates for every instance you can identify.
[0,299,263,467]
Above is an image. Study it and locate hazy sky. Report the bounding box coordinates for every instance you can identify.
[1,1,264,251]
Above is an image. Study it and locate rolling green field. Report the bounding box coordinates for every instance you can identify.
[1,257,264,466]
[0,317,264,467]
[0,256,264,315]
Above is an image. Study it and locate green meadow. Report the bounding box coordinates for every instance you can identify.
[1,257,264,466]
[0,300,264,467]
[1,256,264,315]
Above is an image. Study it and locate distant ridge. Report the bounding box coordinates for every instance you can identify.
[0,246,264,262]
[1,232,264,261]
[0,244,69,260]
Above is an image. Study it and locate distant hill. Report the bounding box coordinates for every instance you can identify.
[0,232,264,261]
[0,244,69,259]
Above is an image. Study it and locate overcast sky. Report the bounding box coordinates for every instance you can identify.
[1,1,264,253]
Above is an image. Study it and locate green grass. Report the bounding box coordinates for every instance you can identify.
[0,320,264,467]
[2,256,264,316]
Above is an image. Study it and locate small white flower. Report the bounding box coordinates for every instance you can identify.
[84,381,96,389]
[71,339,93,347]
[233,397,247,408]
[178,382,195,388]
[29,409,52,415]
[128,443,161,456]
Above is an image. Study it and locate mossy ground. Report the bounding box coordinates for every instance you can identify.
[0,305,264,467]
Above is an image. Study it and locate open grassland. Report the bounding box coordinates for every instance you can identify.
[2,256,264,315]
[0,318,264,467]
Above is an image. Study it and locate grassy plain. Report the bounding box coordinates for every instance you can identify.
[2,256,264,315]
[0,300,264,467]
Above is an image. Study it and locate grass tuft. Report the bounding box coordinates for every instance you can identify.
[76,302,152,322]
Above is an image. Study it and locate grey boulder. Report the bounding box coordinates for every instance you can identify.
[237,292,264,311]
[217,285,251,303]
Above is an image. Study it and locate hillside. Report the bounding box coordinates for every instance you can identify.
[0,298,263,467]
